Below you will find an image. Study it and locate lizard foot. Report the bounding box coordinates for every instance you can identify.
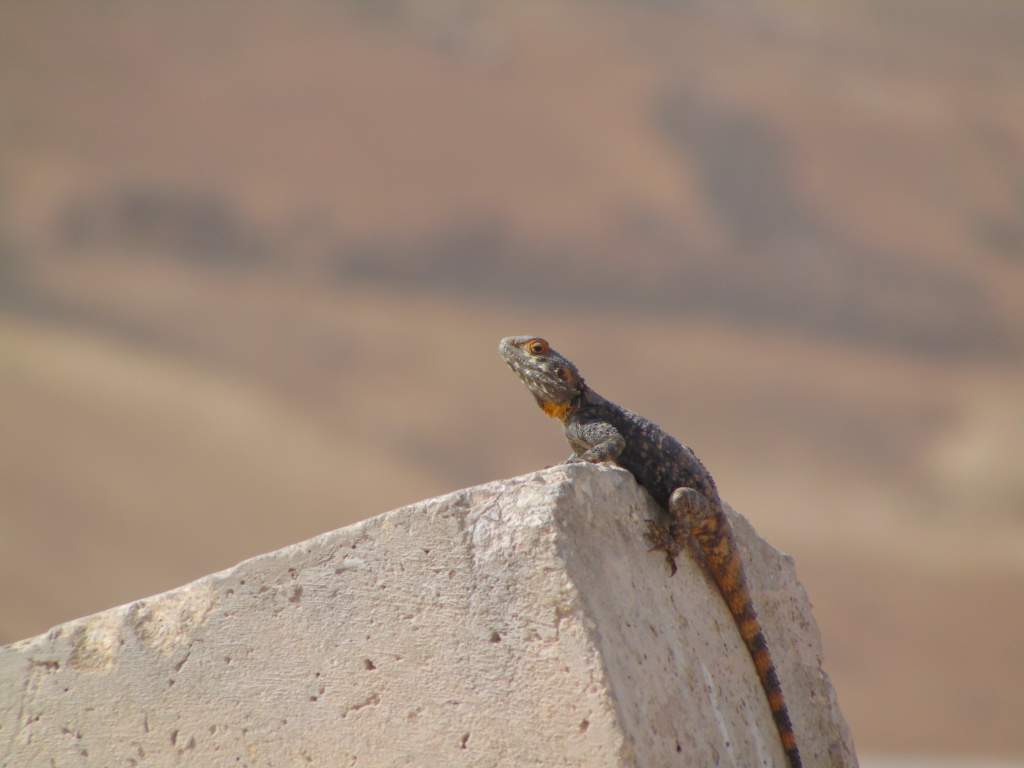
[644,519,680,575]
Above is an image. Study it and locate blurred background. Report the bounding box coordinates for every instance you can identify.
[1,1,1022,764]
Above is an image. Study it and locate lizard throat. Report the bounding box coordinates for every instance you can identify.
[539,399,573,422]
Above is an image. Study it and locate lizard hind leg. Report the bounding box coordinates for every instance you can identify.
[669,486,724,560]
[669,486,714,527]
[670,485,742,597]
[645,486,716,576]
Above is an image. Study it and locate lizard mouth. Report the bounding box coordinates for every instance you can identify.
[498,336,522,358]
[498,336,531,373]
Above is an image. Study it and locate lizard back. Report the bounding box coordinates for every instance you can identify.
[571,388,719,509]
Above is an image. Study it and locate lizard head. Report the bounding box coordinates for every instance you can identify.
[498,336,583,421]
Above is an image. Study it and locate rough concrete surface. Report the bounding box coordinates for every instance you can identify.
[0,464,857,767]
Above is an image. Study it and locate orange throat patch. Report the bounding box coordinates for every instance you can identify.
[540,400,572,422]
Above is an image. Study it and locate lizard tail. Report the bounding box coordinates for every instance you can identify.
[697,521,802,768]
[734,599,802,768]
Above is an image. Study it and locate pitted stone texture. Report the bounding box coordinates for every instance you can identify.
[0,464,857,767]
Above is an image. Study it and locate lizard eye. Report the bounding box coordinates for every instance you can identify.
[528,339,549,355]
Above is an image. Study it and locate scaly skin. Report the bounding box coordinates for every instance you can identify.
[499,335,802,768]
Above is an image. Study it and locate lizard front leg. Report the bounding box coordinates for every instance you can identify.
[565,420,625,464]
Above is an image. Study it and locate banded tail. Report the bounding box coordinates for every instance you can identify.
[686,500,802,768]
[721,564,802,768]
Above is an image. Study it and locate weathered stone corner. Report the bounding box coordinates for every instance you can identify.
[0,464,857,767]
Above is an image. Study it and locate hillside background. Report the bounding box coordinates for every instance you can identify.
[2,0,1022,761]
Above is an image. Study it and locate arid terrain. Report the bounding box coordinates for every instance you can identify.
[2,0,1023,760]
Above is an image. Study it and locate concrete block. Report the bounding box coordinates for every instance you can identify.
[0,464,857,767]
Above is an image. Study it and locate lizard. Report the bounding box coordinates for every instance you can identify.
[498,335,802,768]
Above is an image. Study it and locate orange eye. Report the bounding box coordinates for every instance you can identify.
[528,339,549,355]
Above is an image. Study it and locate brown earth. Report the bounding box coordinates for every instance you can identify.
[1,0,1023,758]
